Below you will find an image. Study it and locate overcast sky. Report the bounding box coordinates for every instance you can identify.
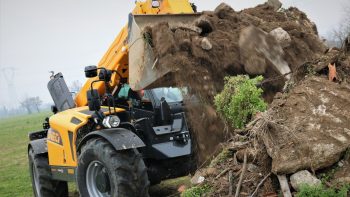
[0,0,349,108]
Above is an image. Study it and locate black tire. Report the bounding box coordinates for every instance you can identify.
[77,138,149,197]
[28,148,68,197]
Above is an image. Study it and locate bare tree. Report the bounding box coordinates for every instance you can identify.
[32,97,43,112]
[331,25,350,48]
[20,96,43,114]
[21,98,33,114]
[327,5,350,47]
[70,80,82,93]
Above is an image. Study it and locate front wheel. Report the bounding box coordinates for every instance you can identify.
[28,148,68,197]
[77,138,149,197]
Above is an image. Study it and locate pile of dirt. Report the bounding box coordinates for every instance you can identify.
[140,1,350,196]
[148,2,325,100]
[188,73,350,196]
[145,2,326,162]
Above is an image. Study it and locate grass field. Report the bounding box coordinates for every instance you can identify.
[0,112,52,197]
[0,112,190,197]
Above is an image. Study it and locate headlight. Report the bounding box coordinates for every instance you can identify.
[151,0,160,8]
[102,115,121,128]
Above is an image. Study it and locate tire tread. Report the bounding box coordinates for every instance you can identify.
[77,138,149,197]
[28,148,68,197]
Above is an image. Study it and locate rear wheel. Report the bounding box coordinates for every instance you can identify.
[77,138,149,197]
[28,148,68,197]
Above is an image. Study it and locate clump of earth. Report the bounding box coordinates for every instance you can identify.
[144,1,326,162]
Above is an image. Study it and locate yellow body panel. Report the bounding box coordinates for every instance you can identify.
[47,141,66,166]
[47,106,125,167]
[75,0,194,107]
[158,0,194,14]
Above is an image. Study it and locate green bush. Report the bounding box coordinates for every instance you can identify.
[181,185,211,197]
[214,75,267,129]
[297,184,349,197]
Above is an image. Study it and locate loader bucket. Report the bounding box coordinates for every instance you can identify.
[128,14,201,90]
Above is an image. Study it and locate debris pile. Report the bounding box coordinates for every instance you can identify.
[188,71,350,195]
[148,1,325,101]
[145,0,350,196]
[145,0,328,163]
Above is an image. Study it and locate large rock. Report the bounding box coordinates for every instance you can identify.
[262,77,350,174]
[214,3,235,19]
[267,0,282,11]
[290,170,321,191]
[269,27,292,48]
[239,26,291,79]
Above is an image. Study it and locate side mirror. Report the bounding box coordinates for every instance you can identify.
[99,69,112,82]
[87,89,101,111]
[85,65,98,78]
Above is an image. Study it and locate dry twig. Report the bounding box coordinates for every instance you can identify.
[233,153,238,165]
[215,168,230,180]
[229,170,233,196]
[235,151,248,197]
[250,172,272,197]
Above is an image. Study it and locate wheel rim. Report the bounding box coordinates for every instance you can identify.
[86,161,111,197]
[32,164,42,197]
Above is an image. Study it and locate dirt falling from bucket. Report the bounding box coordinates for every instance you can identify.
[146,2,326,163]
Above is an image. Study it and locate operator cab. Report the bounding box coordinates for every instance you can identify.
[114,85,185,122]
[113,85,193,183]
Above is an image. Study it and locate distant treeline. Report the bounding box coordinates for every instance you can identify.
[0,103,51,118]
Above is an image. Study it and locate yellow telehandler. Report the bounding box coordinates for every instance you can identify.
[27,1,200,196]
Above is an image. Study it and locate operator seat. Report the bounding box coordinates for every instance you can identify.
[159,97,173,125]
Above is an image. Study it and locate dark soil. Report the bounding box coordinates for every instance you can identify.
[127,1,350,196]
[141,2,350,196]
[145,2,326,163]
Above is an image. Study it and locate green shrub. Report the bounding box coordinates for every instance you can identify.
[297,184,349,197]
[181,184,211,197]
[214,75,267,129]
